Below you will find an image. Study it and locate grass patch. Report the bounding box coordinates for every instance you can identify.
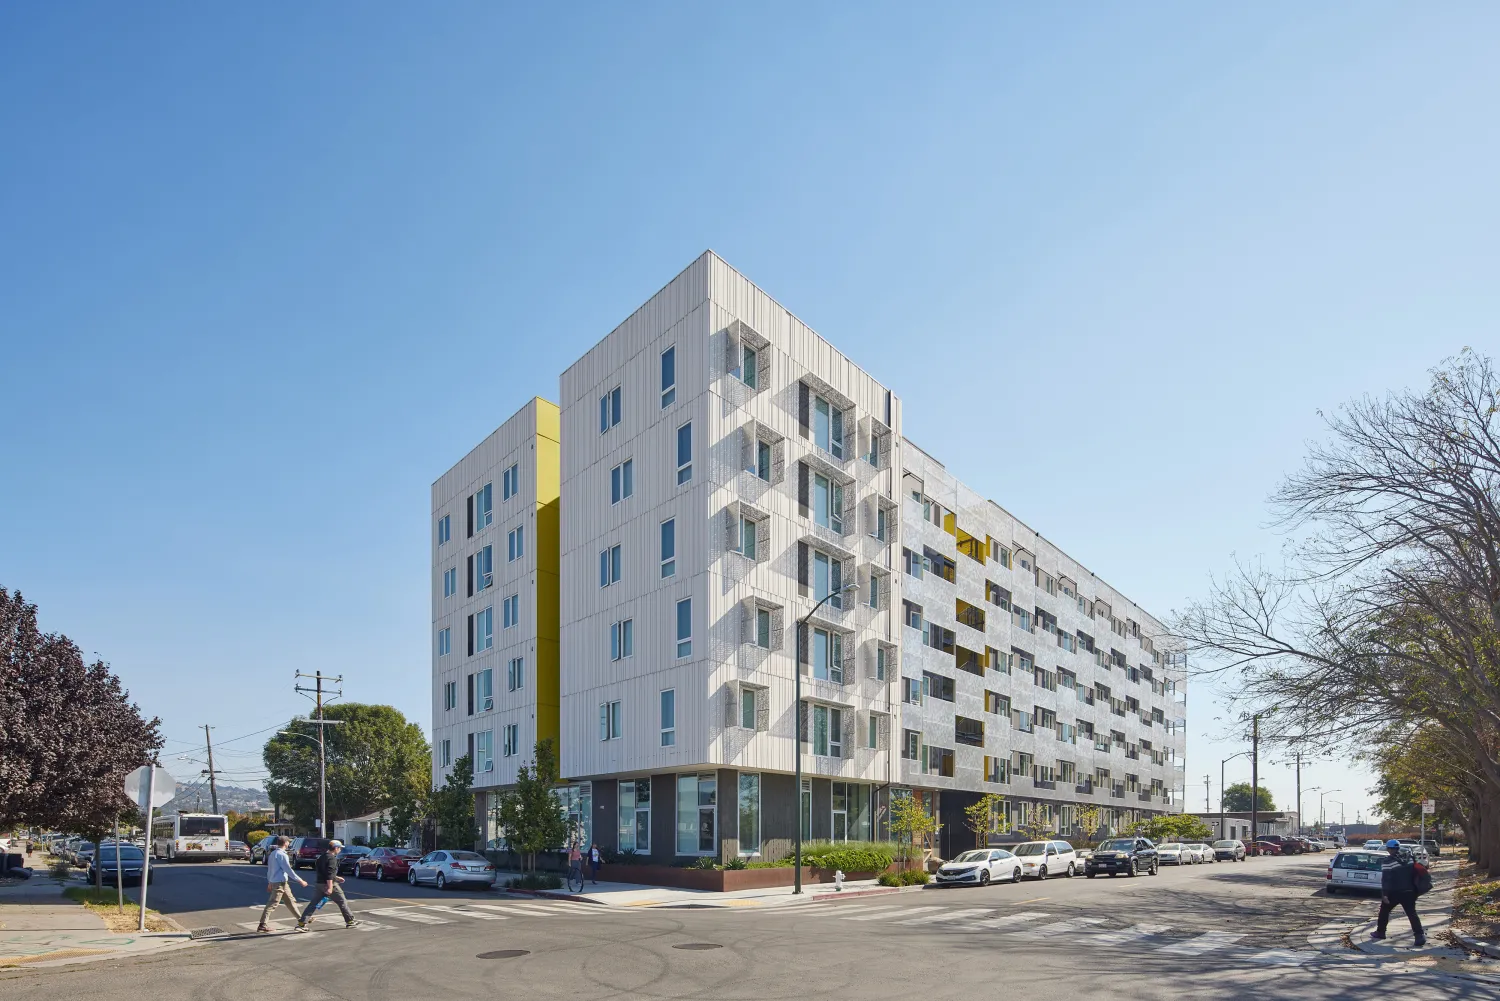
[62,886,174,933]
[505,873,562,891]
[1451,863,1500,942]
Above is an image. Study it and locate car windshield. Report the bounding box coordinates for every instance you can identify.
[1012,843,1047,856]
[448,851,486,861]
[1212,841,1237,847]
[1335,853,1382,871]
[952,851,991,863]
[101,848,144,861]
[1099,840,1136,852]
[1186,844,1208,850]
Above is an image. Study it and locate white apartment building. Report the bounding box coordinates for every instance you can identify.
[558,253,900,860]
[430,398,561,828]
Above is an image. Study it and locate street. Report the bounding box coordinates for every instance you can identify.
[2,854,1493,999]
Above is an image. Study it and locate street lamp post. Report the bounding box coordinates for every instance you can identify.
[1314,788,1341,833]
[279,721,345,836]
[1220,751,1249,841]
[794,582,859,895]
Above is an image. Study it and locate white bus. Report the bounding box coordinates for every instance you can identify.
[151,813,230,861]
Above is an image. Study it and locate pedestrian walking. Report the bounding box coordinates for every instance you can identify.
[297,839,358,930]
[1371,838,1426,947]
[588,842,601,884]
[258,836,309,933]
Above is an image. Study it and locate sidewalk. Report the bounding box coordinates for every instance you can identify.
[1345,859,1497,978]
[0,853,193,969]
[498,869,924,908]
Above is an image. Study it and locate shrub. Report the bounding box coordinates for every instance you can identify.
[744,859,793,869]
[506,873,563,890]
[721,856,748,870]
[877,871,902,887]
[246,830,271,848]
[899,868,931,885]
[793,840,895,874]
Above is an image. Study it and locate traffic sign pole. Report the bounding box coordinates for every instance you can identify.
[138,763,155,932]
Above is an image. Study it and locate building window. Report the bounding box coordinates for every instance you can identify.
[872,506,888,542]
[813,551,843,607]
[475,606,494,651]
[676,774,716,854]
[475,730,494,775]
[610,459,634,504]
[813,473,843,533]
[738,773,760,855]
[660,519,676,578]
[901,729,920,760]
[676,421,693,484]
[660,688,676,746]
[875,646,888,681]
[437,515,451,546]
[812,627,843,684]
[440,739,451,767]
[474,545,493,592]
[476,483,493,530]
[619,779,651,854]
[813,395,844,459]
[866,430,883,468]
[661,346,676,408]
[752,439,772,481]
[438,627,451,657]
[801,779,812,841]
[599,544,622,587]
[866,714,880,749]
[737,516,758,559]
[867,574,880,609]
[599,700,622,741]
[610,619,634,661]
[676,597,692,658]
[755,607,772,649]
[812,704,842,757]
[508,656,524,692]
[599,386,622,433]
[443,566,457,598]
[740,687,756,730]
[508,526,524,562]
[443,680,457,710]
[741,345,759,391]
[503,593,519,629]
[502,724,518,756]
[502,462,520,500]
[477,668,493,712]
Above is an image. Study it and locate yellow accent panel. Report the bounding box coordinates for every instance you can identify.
[942,511,956,537]
[532,397,562,750]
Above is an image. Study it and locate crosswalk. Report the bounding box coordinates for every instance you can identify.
[825,903,1320,967]
[231,898,567,937]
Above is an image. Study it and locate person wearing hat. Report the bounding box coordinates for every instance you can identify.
[298,839,358,930]
[1372,838,1425,947]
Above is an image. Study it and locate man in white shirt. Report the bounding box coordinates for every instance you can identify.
[258,837,309,933]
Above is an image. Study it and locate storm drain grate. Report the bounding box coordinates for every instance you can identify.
[477,950,530,960]
[190,927,225,939]
[672,943,723,951]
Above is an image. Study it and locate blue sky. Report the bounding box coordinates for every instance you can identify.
[3,3,1495,821]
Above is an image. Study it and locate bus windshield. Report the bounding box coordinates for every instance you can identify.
[180,816,227,837]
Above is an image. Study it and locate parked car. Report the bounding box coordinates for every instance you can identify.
[406,850,497,890]
[1183,843,1215,864]
[226,841,252,862]
[74,842,99,866]
[1396,840,1430,863]
[1420,839,1441,858]
[88,845,153,887]
[935,848,1021,886]
[288,837,332,868]
[1085,837,1159,877]
[1259,836,1301,855]
[336,846,372,876]
[1011,840,1079,879]
[1326,850,1384,895]
[252,837,279,864]
[356,847,422,882]
[1295,838,1325,853]
[1363,839,1387,851]
[1157,843,1188,866]
[1212,839,1246,862]
[1253,840,1284,855]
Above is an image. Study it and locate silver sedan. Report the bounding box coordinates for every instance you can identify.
[407,850,498,890]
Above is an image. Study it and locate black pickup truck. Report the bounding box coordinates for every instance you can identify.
[1084,837,1160,877]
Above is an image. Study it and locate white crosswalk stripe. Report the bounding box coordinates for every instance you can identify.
[1247,949,1308,966]
[1012,917,1106,936]
[973,911,1051,929]
[364,907,452,925]
[422,905,506,921]
[1158,930,1243,955]
[834,905,905,920]
[1088,922,1170,946]
[475,901,561,917]
[849,906,940,922]
[897,907,993,926]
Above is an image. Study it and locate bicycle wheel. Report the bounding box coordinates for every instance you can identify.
[568,866,584,893]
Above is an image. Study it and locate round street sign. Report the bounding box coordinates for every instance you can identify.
[124,765,176,810]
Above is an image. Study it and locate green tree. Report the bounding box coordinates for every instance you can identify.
[1074,805,1104,845]
[1222,783,1275,812]
[262,703,428,829]
[429,754,476,849]
[1127,814,1214,843]
[889,793,939,867]
[962,794,1009,849]
[494,739,568,871]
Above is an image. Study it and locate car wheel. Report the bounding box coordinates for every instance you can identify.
[979,870,990,887]
[1127,864,1138,877]
[435,873,447,891]
[1012,868,1022,883]
[1066,862,1075,877]
[1086,872,1096,879]
[376,867,385,882]
[1151,861,1160,875]
[1327,886,1338,895]
[408,870,417,886]
[1038,865,1048,881]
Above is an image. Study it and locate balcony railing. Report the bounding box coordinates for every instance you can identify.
[1110,786,1125,799]
[1074,781,1093,795]
[1138,791,1153,803]
[1033,779,1056,790]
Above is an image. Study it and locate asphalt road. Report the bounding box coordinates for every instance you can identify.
[2,854,1493,1000]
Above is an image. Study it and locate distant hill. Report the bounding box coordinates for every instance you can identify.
[161,782,272,816]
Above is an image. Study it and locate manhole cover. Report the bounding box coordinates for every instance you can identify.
[672,943,723,951]
[190,927,225,939]
[477,950,529,960]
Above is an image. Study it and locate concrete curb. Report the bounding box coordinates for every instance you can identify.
[502,887,610,906]
[1454,934,1500,959]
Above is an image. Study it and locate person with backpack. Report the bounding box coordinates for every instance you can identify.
[1372,838,1426,947]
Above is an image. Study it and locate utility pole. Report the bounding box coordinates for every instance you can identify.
[1204,775,1211,813]
[295,671,343,836]
[1250,714,1260,856]
[1293,751,1302,837]
[202,725,219,814]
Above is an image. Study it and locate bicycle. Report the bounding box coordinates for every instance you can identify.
[566,859,585,894]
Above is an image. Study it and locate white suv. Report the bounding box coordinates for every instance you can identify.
[1012,840,1079,879]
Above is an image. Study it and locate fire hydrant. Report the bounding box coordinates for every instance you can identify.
[833,869,845,891]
